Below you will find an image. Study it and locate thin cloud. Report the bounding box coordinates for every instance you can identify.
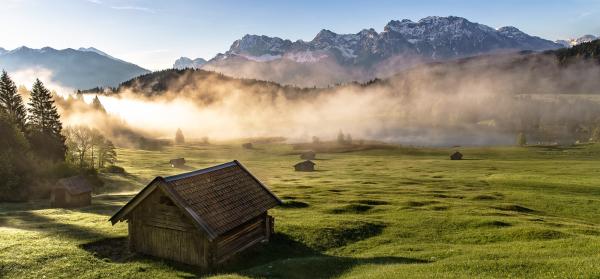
[110,5,156,14]
[85,0,102,4]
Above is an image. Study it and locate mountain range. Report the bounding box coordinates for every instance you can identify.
[556,34,599,48]
[1,16,589,89]
[0,46,149,89]
[179,16,563,86]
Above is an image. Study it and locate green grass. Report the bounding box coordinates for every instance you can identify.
[3,142,600,278]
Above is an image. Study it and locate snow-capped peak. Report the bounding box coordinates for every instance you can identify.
[204,16,561,68]
[555,34,598,47]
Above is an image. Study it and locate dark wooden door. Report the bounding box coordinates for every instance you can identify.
[53,188,66,206]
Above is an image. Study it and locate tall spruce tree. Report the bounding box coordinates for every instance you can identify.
[91,95,106,113]
[27,79,66,161]
[0,70,27,131]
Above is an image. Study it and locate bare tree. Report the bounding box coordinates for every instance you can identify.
[64,126,93,169]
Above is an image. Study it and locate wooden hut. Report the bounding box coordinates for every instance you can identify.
[450,151,463,160]
[300,151,316,160]
[169,158,186,168]
[242,142,253,149]
[294,160,315,172]
[50,176,92,208]
[109,160,282,268]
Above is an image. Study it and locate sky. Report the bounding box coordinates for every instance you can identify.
[1,0,599,70]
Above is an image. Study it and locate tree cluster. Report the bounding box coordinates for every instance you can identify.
[64,126,116,169]
[0,71,67,201]
[337,130,353,145]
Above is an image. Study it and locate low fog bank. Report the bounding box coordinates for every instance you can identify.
[16,52,600,147]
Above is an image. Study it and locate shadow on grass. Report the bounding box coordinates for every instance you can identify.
[80,233,428,278]
[73,194,134,216]
[0,210,110,240]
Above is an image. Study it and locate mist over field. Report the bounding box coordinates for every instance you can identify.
[41,53,597,147]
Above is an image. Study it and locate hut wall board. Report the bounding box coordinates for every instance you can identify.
[129,189,208,267]
[214,214,268,263]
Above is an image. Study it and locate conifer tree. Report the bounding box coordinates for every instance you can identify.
[91,95,106,113]
[0,70,27,131]
[337,130,345,144]
[27,79,66,161]
[175,128,185,144]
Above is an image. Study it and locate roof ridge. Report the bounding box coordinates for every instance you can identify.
[163,161,238,182]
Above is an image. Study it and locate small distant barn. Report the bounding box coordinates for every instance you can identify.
[294,160,315,172]
[300,151,316,160]
[50,176,92,208]
[169,158,186,168]
[109,160,282,267]
[242,142,253,149]
[450,151,463,160]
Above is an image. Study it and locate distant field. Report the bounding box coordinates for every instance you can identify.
[2,142,600,278]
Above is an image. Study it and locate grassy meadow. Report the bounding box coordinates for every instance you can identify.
[2,142,600,278]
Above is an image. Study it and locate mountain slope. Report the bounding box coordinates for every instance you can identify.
[0,46,150,89]
[199,16,562,86]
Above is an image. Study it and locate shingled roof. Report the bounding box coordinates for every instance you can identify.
[109,160,281,240]
[56,176,93,195]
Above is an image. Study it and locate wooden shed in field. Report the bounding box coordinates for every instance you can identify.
[242,142,253,149]
[294,160,315,172]
[169,158,186,168]
[450,151,463,160]
[109,160,282,267]
[300,151,316,160]
[50,176,92,208]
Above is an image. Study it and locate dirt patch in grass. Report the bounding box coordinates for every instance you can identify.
[472,194,501,200]
[280,200,310,209]
[300,222,387,250]
[430,205,449,211]
[476,220,512,228]
[404,200,439,208]
[493,204,535,213]
[328,204,374,214]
